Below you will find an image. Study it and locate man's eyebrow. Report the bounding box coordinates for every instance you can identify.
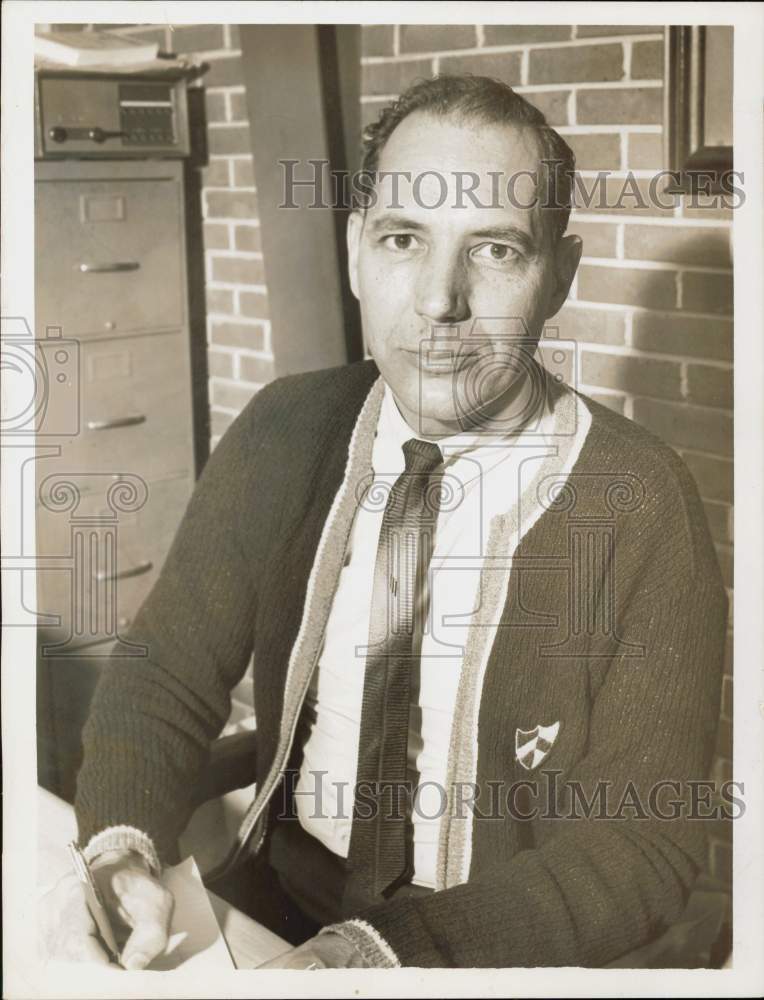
[366,214,428,234]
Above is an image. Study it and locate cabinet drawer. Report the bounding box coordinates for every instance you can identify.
[41,331,193,486]
[36,176,185,337]
[36,474,193,647]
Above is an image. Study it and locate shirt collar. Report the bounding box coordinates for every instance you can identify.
[374,375,555,476]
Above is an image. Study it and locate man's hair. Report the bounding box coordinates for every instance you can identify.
[361,74,576,244]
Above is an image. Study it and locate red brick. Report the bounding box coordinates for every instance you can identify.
[239,290,270,320]
[210,255,264,286]
[203,222,230,250]
[682,272,733,317]
[581,351,682,400]
[577,87,662,125]
[362,25,395,58]
[361,59,433,97]
[577,26,663,38]
[529,43,623,85]
[571,176,678,216]
[205,189,258,221]
[205,288,235,315]
[568,220,618,257]
[631,398,732,456]
[167,24,224,53]
[681,450,733,503]
[631,313,732,362]
[680,193,735,221]
[566,133,621,171]
[624,225,732,268]
[210,320,267,351]
[631,40,664,79]
[228,92,248,123]
[686,364,733,409]
[520,90,570,126]
[205,91,227,123]
[483,25,571,45]
[207,349,234,378]
[239,354,276,384]
[704,500,732,545]
[578,264,676,310]
[200,159,229,188]
[626,133,663,170]
[208,124,251,156]
[211,379,258,411]
[438,51,523,87]
[399,25,476,53]
[234,225,261,253]
[585,391,625,414]
[204,56,245,89]
[553,304,625,345]
[231,158,255,189]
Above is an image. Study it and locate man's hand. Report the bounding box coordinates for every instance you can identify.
[39,848,173,969]
[256,932,368,969]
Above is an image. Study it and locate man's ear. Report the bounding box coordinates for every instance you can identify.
[346,211,363,301]
[545,233,583,319]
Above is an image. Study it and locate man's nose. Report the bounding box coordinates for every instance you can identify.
[414,250,470,325]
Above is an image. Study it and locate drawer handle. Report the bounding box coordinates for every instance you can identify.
[96,560,153,582]
[87,415,146,431]
[78,261,140,273]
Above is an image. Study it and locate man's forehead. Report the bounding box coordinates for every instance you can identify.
[376,111,542,179]
[370,111,547,238]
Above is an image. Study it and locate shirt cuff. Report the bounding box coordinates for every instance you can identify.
[82,825,161,875]
[318,918,401,968]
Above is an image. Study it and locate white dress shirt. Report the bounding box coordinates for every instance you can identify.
[296,379,556,887]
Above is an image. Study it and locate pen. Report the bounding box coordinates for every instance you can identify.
[68,841,121,964]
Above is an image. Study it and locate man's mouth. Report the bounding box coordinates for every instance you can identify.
[404,348,481,374]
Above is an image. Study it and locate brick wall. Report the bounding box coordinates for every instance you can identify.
[81,23,734,887]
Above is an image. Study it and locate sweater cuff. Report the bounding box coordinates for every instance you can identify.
[318,919,401,968]
[82,825,162,875]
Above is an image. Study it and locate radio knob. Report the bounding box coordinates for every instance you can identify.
[48,126,67,143]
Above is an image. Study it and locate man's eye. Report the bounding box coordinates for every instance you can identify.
[383,234,421,251]
[472,243,518,263]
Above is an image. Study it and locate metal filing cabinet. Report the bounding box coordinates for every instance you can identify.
[35,69,201,795]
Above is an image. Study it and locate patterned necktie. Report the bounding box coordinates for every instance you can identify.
[343,437,444,913]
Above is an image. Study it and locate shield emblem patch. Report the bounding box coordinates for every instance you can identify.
[515,721,561,770]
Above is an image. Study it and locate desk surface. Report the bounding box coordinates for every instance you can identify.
[37,786,290,969]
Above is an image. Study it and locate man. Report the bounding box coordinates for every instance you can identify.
[41,75,727,969]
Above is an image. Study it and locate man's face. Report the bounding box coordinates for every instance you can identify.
[347,111,581,437]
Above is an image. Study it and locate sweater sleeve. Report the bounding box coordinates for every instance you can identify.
[326,575,728,968]
[74,388,271,862]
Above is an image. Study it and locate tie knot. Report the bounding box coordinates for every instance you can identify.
[402,438,443,475]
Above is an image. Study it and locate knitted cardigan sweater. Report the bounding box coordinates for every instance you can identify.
[76,359,727,968]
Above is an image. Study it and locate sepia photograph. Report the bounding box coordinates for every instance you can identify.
[2,2,762,997]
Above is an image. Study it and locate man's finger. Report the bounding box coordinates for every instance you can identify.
[120,919,171,970]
